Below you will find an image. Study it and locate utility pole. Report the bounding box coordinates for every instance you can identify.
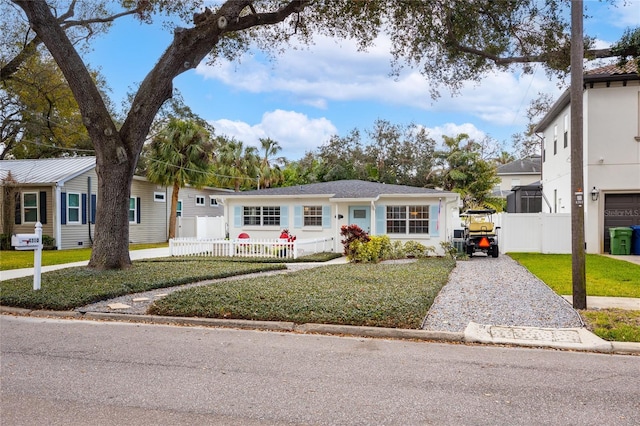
[570,0,587,309]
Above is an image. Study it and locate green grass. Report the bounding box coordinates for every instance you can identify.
[149,258,455,329]
[0,243,168,271]
[0,259,285,311]
[580,309,640,342]
[507,253,640,298]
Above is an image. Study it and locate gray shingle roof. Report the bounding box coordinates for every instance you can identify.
[0,156,96,185]
[497,156,541,175]
[225,180,449,199]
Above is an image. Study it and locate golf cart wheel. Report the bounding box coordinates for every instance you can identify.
[492,245,499,258]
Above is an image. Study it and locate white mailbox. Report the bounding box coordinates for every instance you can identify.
[11,233,41,250]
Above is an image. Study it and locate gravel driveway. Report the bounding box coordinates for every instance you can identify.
[421,255,583,332]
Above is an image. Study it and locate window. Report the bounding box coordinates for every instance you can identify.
[563,114,569,148]
[154,192,166,202]
[303,206,322,226]
[23,192,38,223]
[196,195,205,206]
[553,125,558,155]
[129,197,137,223]
[243,206,280,226]
[209,197,218,207]
[67,193,80,224]
[177,200,182,217]
[387,206,429,234]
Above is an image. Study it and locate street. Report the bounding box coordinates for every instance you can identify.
[1,315,638,425]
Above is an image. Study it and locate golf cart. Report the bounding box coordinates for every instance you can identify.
[461,209,500,258]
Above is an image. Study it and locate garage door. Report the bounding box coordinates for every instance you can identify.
[603,193,640,253]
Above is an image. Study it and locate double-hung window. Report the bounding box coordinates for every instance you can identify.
[67,193,80,224]
[23,192,38,223]
[243,206,280,226]
[303,206,322,226]
[386,205,429,234]
[129,197,137,223]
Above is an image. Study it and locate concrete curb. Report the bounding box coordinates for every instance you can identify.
[1,307,638,354]
[464,322,615,353]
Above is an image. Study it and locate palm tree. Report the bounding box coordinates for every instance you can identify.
[213,139,259,191]
[146,118,212,239]
[258,137,285,188]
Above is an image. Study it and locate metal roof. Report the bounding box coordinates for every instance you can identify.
[223,179,453,199]
[0,156,96,185]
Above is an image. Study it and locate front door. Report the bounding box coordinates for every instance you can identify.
[349,206,370,233]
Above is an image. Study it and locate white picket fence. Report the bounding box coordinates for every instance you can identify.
[169,236,335,259]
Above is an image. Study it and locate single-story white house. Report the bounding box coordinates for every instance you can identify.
[219,180,461,255]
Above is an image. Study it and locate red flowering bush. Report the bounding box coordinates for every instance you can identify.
[340,224,370,258]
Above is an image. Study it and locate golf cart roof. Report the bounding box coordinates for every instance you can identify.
[461,209,496,216]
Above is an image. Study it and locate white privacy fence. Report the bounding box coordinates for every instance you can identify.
[176,216,226,240]
[493,213,571,254]
[169,237,335,259]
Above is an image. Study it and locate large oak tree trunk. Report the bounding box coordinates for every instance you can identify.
[88,156,135,269]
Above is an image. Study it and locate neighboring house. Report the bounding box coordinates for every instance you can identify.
[496,156,544,213]
[219,180,460,255]
[0,157,227,249]
[534,62,640,253]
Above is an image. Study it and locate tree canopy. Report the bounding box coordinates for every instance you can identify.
[5,0,637,269]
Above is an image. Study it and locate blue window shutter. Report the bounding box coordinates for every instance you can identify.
[430,204,440,237]
[91,194,97,224]
[61,192,67,225]
[234,206,242,228]
[375,205,386,235]
[293,205,302,229]
[280,206,289,229]
[14,193,21,225]
[136,197,141,224]
[39,191,47,224]
[322,205,331,228]
[81,194,87,224]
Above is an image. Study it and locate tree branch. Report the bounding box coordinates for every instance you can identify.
[1,3,141,83]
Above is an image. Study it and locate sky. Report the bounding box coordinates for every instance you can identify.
[85,0,640,161]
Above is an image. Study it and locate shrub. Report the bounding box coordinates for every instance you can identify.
[340,224,370,257]
[348,235,391,263]
[0,234,11,250]
[403,241,435,258]
[440,241,461,259]
[42,235,56,249]
[388,240,406,259]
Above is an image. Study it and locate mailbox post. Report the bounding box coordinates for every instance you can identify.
[11,222,43,290]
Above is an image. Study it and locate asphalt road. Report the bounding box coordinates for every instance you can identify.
[1,315,639,425]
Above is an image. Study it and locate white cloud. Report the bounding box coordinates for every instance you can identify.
[197,34,567,130]
[422,123,488,145]
[209,110,337,160]
[610,0,640,27]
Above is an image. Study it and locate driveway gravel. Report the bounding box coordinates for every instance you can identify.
[421,254,583,332]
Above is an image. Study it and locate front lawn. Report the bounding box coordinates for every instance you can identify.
[0,259,285,311]
[580,309,640,343]
[508,253,640,298]
[149,258,455,329]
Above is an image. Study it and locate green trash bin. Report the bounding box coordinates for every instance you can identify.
[609,227,633,255]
